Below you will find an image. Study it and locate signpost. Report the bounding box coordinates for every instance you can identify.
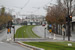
[48,24,52,38]
[49,24,52,33]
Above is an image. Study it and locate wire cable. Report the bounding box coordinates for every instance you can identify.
[21,0,30,9]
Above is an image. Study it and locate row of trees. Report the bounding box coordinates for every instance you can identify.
[0,7,13,30]
[46,0,75,34]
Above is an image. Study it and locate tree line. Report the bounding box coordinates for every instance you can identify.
[0,7,13,30]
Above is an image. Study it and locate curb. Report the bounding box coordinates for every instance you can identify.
[16,41,44,50]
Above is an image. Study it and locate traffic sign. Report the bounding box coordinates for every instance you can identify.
[49,29,52,32]
[49,24,52,27]
[7,28,10,32]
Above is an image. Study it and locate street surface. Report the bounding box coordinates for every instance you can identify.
[0,25,22,41]
[0,25,31,50]
[0,42,30,50]
[32,25,75,41]
[0,25,74,50]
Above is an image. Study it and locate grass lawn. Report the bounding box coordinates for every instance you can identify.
[23,42,75,50]
[15,25,40,38]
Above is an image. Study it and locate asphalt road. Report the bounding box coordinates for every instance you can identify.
[0,25,22,41]
[0,42,30,50]
[0,25,31,50]
[32,25,49,38]
[32,25,75,41]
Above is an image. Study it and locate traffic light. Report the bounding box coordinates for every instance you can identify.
[66,15,72,22]
[69,16,72,21]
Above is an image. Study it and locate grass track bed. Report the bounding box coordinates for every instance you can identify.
[15,25,40,38]
[23,42,75,50]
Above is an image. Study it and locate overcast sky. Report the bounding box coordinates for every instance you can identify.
[0,0,57,18]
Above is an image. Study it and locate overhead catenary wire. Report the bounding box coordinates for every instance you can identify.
[16,0,51,17]
[15,0,30,18]
[21,0,30,9]
[19,0,51,16]
[30,0,51,14]
[19,0,30,12]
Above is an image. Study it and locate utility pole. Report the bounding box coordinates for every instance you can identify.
[67,0,72,41]
[67,0,70,41]
[44,28,46,38]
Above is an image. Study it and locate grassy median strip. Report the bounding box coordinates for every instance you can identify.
[15,25,40,38]
[23,42,75,50]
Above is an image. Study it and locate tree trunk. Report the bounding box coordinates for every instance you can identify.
[61,24,62,35]
[59,24,61,35]
[56,23,58,34]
